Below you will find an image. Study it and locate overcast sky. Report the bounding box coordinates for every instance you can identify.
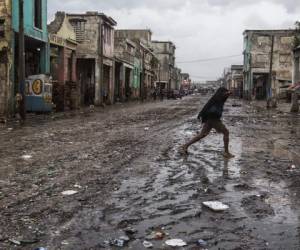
[48,0,300,82]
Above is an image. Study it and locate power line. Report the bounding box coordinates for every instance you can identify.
[189,75,217,79]
[177,54,243,64]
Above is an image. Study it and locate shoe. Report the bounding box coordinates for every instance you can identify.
[223,152,235,159]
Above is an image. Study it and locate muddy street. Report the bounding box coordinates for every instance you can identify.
[1,95,300,250]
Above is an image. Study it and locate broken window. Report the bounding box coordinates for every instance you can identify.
[0,19,5,38]
[34,0,42,29]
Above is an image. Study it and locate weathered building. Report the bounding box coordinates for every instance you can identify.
[0,0,13,119]
[243,30,295,100]
[229,65,243,97]
[152,41,176,93]
[291,46,300,112]
[115,29,157,100]
[114,35,135,101]
[181,73,191,91]
[48,12,78,111]
[174,67,182,91]
[0,0,50,118]
[67,11,116,106]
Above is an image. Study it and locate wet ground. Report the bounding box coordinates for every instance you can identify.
[1,94,300,250]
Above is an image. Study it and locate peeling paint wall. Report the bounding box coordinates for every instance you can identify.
[0,0,13,118]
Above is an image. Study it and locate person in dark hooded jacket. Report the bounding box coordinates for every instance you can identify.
[180,87,234,158]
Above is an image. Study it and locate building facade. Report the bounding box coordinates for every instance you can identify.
[114,32,136,101]
[48,12,77,111]
[0,0,13,119]
[243,30,295,100]
[0,0,50,118]
[67,11,116,106]
[228,65,243,97]
[152,41,176,93]
[115,29,157,100]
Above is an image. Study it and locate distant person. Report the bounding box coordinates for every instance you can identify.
[180,87,234,158]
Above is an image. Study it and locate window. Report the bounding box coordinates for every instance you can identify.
[70,21,86,43]
[0,19,4,38]
[34,0,42,29]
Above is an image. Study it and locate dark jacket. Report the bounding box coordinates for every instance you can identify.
[197,87,229,123]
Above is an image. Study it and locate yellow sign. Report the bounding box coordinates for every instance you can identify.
[32,79,43,95]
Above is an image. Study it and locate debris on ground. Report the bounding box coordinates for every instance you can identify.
[9,239,21,245]
[165,239,187,247]
[34,248,47,250]
[202,201,229,212]
[143,240,154,248]
[21,155,32,160]
[61,190,78,196]
[73,184,82,189]
[124,227,138,235]
[197,239,208,247]
[146,230,166,240]
[104,236,130,247]
[144,127,150,131]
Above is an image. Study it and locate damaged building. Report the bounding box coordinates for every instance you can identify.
[152,41,176,95]
[243,29,295,100]
[226,65,243,98]
[0,0,50,118]
[0,0,13,119]
[48,12,78,111]
[115,29,158,100]
[114,32,136,102]
[66,11,116,106]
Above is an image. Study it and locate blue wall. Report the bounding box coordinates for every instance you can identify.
[12,0,50,73]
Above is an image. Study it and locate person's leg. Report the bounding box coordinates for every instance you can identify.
[180,123,212,154]
[214,120,234,158]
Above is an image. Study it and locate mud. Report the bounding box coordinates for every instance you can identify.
[0,95,300,249]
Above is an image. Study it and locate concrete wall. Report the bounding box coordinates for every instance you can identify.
[68,15,100,58]
[243,30,295,99]
[115,29,152,46]
[0,0,13,118]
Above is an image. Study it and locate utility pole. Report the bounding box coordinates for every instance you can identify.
[141,45,145,101]
[99,22,104,106]
[267,35,274,108]
[18,0,26,120]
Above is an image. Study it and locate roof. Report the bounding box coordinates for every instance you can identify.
[243,29,295,36]
[67,12,117,26]
[48,12,65,34]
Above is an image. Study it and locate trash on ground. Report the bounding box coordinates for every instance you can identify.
[119,235,130,242]
[34,248,47,250]
[146,230,166,240]
[61,240,69,245]
[61,190,78,196]
[291,165,296,169]
[9,239,21,245]
[21,155,32,160]
[197,239,207,247]
[124,227,137,235]
[73,184,82,189]
[202,201,229,212]
[110,239,126,247]
[143,240,153,248]
[144,127,150,131]
[165,239,187,247]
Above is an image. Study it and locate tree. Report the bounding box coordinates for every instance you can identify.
[293,21,300,49]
